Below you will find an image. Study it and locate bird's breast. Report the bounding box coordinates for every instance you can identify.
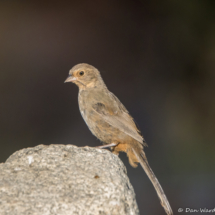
[78,90,96,126]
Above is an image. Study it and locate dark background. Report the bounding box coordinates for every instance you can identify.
[1,0,215,214]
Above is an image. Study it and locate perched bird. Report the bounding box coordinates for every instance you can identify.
[65,63,173,215]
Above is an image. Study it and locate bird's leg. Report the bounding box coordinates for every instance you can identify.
[96,143,117,149]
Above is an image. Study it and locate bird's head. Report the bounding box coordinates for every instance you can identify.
[64,63,105,89]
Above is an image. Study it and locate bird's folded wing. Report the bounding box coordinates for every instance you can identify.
[92,102,144,144]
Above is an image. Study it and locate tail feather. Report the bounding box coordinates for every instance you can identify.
[132,147,173,215]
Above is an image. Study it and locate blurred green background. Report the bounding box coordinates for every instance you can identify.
[0,0,215,214]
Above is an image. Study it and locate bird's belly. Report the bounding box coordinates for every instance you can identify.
[81,108,126,144]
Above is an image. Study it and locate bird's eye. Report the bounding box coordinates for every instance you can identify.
[79,71,84,76]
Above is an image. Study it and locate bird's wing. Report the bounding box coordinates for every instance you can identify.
[92,93,145,145]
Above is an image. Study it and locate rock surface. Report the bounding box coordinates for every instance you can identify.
[0,144,139,215]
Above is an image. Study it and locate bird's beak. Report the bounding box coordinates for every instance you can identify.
[64,75,77,83]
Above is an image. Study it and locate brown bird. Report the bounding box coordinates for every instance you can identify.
[65,63,173,215]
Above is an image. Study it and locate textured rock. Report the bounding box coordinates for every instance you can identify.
[0,144,139,215]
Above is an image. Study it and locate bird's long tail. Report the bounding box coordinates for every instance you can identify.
[131,147,173,215]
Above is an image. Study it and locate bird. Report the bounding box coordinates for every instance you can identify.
[65,63,173,215]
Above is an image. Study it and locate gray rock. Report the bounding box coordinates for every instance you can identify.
[0,144,139,215]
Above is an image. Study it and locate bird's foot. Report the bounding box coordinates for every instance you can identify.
[96,143,117,149]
